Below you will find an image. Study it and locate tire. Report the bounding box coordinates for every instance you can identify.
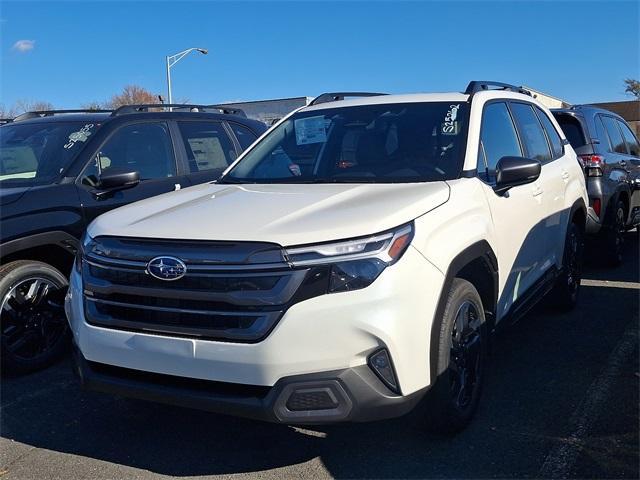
[550,221,584,312]
[602,200,626,266]
[422,278,487,434]
[0,260,70,375]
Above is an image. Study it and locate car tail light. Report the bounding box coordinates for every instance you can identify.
[579,154,605,177]
[591,198,601,217]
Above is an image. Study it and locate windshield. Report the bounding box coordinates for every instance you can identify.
[0,121,100,186]
[221,102,469,184]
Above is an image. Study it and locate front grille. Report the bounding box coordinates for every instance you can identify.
[81,236,320,342]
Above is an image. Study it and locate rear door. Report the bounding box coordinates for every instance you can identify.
[600,114,632,183]
[175,120,239,186]
[76,121,187,223]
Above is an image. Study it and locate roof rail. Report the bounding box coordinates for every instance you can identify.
[464,81,532,97]
[13,109,112,122]
[110,104,246,117]
[309,92,388,106]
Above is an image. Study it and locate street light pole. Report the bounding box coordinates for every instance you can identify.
[165,47,208,111]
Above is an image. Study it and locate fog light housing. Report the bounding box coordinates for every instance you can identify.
[368,348,399,394]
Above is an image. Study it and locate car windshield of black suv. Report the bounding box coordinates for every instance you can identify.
[0,121,100,186]
[221,102,469,184]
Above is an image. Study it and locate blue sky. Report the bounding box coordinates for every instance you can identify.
[1,0,639,109]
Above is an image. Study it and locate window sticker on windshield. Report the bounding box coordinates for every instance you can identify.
[441,104,460,136]
[64,124,95,149]
[294,116,327,145]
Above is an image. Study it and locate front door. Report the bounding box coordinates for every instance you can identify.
[477,101,547,319]
[76,121,188,224]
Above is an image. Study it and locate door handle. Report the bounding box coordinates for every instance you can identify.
[532,184,543,196]
[561,170,570,181]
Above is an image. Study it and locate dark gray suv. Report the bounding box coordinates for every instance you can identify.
[552,105,640,265]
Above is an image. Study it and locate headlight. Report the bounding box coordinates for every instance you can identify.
[284,223,414,293]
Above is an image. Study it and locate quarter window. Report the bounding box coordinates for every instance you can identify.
[535,107,563,159]
[510,103,551,163]
[601,116,628,154]
[479,102,522,179]
[177,121,236,173]
[82,122,175,186]
[617,119,640,157]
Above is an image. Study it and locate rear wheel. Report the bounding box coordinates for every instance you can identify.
[603,200,626,266]
[423,278,486,434]
[0,261,70,375]
[551,221,584,311]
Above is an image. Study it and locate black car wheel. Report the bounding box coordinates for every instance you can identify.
[0,261,70,375]
[604,200,626,266]
[423,278,486,434]
[551,221,584,311]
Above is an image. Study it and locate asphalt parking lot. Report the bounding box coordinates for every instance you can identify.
[1,233,638,480]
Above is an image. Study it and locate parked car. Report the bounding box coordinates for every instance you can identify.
[552,105,640,264]
[68,82,588,433]
[0,104,267,374]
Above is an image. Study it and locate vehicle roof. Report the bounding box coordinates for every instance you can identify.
[7,111,265,129]
[551,104,624,119]
[302,92,471,112]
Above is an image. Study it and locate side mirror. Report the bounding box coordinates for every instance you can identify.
[494,156,541,195]
[93,170,140,199]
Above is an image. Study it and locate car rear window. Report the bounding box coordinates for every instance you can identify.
[553,113,586,149]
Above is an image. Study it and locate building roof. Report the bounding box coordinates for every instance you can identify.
[589,100,640,121]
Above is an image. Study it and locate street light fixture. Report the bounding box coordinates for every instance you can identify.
[165,47,208,110]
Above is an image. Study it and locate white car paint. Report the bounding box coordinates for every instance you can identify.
[67,88,588,420]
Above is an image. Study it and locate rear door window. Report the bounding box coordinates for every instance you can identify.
[510,102,551,163]
[535,107,563,159]
[228,123,258,150]
[617,119,640,157]
[177,121,237,173]
[479,102,522,179]
[601,116,628,154]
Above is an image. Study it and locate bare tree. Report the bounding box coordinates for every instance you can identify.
[624,78,640,99]
[105,85,161,108]
[81,101,104,111]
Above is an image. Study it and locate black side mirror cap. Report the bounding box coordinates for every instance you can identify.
[99,170,140,189]
[494,156,541,195]
[93,170,140,199]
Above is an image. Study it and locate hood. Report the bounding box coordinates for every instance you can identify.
[0,185,30,206]
[88,182,450,246]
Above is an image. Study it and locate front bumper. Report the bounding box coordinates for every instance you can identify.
[66,246,444,421]
[72,344,427,424]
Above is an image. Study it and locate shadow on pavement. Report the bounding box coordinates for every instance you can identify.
[1,235,637,478]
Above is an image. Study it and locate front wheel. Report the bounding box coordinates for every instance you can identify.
[550,221,584,312]
[422,278,487,434]
[0,260,70,375]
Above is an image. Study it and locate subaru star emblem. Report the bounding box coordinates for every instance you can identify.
[146,256,187,281]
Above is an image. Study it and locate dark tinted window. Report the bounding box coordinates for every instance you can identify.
[554,114,586,149]
[479,102,522,177]
[83,123,175,186]
[594,115,610,150]
[224,102,470,184]
[229,123,258,150]
[601,115,627,154]
[178,121,236,173]
[0,121,101,186]
[535,107,563,159]
[510,103,551,163]
[617,119,640,157]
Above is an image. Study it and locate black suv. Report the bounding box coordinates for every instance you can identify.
[552,105,640,264]
[0,105,266,374]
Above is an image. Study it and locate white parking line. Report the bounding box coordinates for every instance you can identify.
[581,279,640,290]
[538,322,638,479]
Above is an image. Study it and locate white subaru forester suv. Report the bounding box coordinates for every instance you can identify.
[66,81,588,432]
